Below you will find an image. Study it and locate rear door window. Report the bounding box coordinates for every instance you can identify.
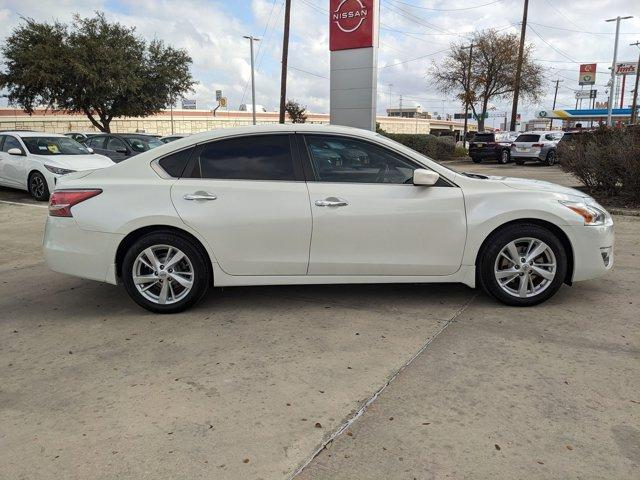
[472,133,495,142]
[106,137,127,151]
[192,134,296,181]
[158,148,195,178]
[87,136,106,149]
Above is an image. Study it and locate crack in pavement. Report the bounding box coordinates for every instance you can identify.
[288,292,479,479]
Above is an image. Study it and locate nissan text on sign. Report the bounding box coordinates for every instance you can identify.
[329,0,379,131]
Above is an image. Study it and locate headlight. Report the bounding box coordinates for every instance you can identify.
[44,165,76,175]
[559,200,608,226]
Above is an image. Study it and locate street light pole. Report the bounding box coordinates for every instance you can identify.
[243,35,260,125]
[605,16,633,126]
[630,41,640,125]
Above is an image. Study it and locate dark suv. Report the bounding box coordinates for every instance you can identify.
[469,131,519,164]
[84,134,163,162]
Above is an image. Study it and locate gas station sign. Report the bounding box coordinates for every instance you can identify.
[329,0,374,51]
[578,63,597,85]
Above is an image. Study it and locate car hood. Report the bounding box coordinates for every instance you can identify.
[489,176,589,198]
[32,154,114,170]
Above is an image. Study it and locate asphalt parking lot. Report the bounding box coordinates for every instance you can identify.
[1,163,639,479]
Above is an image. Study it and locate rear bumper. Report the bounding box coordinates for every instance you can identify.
[510,150,545,161]
[563,223,615,282]
[43,216,122,284]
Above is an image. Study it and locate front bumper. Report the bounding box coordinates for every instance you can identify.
[563,222,615,282]
[43,216,122,284]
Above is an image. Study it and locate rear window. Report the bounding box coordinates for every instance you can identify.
[515,134,540,142]
[472,133,495,142]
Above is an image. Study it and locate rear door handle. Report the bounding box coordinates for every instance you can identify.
[315,197,348,207]
[183,192,217,201]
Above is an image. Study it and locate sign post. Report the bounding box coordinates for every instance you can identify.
[329,0,379,131]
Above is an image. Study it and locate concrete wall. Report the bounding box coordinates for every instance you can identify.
[0,108,475,137]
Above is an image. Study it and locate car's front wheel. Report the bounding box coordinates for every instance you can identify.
[545,150,557,166]
[28,171,50,201]
[498,149,510,164]
[122,232,211,313]
[479,224,567,306]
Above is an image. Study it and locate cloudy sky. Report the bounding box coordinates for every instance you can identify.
[1,0,639,123]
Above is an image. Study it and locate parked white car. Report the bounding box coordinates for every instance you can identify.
[0,132,114,201]
[511,131,564,166]
[43,125,614,313]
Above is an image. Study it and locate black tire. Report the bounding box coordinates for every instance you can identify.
[122,231,211,313]
[471,157,482,164]
[28,171,50,201]
[478,223,567,307]
[498,149,510,164]
[545,150,557,166]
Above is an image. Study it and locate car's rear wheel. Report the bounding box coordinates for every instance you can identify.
[28,171,50,201]
[472,156,482,164]
[499,149,510,164]
[122,232,211,313]
[545,150,557,166]
[479,224,567,306]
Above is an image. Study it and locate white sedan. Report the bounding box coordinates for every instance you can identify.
[43,124,614,313]
[0,131,114,201]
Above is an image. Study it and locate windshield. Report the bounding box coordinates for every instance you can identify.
[22,136,92,155]
[123,136,163,153]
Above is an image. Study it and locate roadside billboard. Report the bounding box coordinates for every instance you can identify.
[579,63,597,85]
[182,99,197,109]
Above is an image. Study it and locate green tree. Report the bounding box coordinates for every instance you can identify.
[284,99,308,123]
[431,29,543,131]
[0,13,195,132]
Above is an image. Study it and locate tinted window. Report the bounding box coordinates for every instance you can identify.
[472,133,495,142]
[195,135,295,181]
[305,135,417,184]
[106,137,127,151]
[2,136,22,152]
[87,136,106,148]
[545,133,563,141]
[159,148,194,177]
[124,136,163,152]
[515,134,540,143]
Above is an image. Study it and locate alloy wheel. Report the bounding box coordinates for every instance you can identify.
[132,244,194,305]
[494,237,557,298]
[30,175,46,199]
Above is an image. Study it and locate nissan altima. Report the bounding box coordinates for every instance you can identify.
[43,125,614,313]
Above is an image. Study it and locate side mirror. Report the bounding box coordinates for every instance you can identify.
[7,148,24,156]
[86,147,94,153]
[115,147,129,154]
[412,168,440,186]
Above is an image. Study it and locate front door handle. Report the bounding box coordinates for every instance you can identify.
[315,197,348,207]
[183,192,217,201]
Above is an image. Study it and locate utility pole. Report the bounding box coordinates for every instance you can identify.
[243,35,260,125]
[605,15,633,126]
[510,0,529,131]
[388,83,394,113]
[463,43,474,148]
[278,0,291,124]
[399,94,403,113]
[550,79,562,130]
[630,41,640,125]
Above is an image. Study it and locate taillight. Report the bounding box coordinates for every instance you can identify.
[532,143,544,148]
[510,143,516,148]
[48,189,102,217]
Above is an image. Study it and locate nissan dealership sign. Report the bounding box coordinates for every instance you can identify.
[330,0,373,51]
[329,0,379,131]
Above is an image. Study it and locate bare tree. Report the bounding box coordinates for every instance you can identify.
[432,29,543,131]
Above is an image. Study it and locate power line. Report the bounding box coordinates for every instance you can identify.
[380,49,449,69]
[382,2,454,35]
[528,25,576,62]
[529,21,640,36]
[287,65,328,79]
[386,0,503,12]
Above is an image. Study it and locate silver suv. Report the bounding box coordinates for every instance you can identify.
[510,131,563,166]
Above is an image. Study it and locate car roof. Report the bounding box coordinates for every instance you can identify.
[1,131,66,138]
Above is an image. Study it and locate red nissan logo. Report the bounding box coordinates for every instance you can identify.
[332,0,369,33]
